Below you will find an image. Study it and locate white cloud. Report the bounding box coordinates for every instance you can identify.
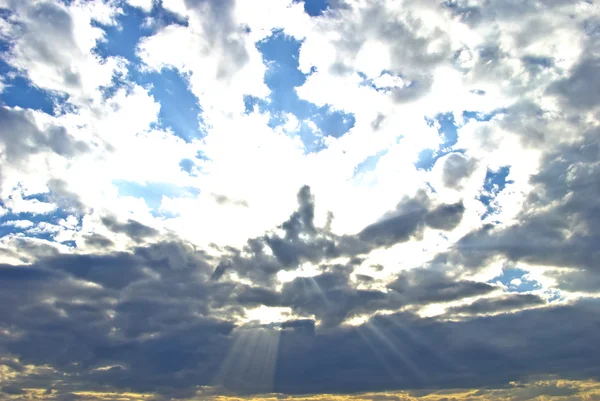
[1,220,34,229]
[137,3,269,120]
[2,0,126,103]
[3,189,56,215]
[161,0,187,17]
[125,0,153,13]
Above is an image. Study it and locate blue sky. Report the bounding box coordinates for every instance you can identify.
[0,0,599,400]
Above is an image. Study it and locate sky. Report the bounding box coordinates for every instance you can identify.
[0,0,599,400]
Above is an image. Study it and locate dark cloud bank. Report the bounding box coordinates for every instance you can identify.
[1,164,599,398]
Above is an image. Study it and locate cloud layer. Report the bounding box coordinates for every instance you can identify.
[1,0,599,399]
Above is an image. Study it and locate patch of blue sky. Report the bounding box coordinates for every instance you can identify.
[462,109,504,122]
[415,109,505,171]
[478,166,513,220]
[254,30,355,153]
[295,121,327,153]
[353,149,389,178]
[294,0,329,16]
[179,151,210,176]
[141,68,204,143]
[93,3,203,143]
[179,158,195,174]
[0,71,58,115]
[490,267,542,293]
[357,70,411,92]
[415,113,462,171]
[178,150,211,176]
[113,180,200,210]
[0,197,78,243]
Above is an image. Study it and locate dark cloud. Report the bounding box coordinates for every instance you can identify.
[441,153,477,189]
[0,223,599,398]
[0,240,237,398]
[101,216,159,243]
[235,285,281,307]
[229,263,497,328]
[280,319,316,335]
[444,131,600,277]
[83,233,115,249]
[548,57,600,110]
[0,107,88,164]
[280,271,387,327]
[387,268,495,306]
[47,179,87,213]
[213,186,464,286]
[355,273,375,282]
[359,191,465,247]
[213,187,465,287]
[274,300,600,394]
[446,293,546,316]
[425,202,465,231]
[358,192,429,247]
[0,385,25,395]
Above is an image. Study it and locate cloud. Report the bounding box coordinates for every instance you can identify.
[387,267,495,306]
[1,0,125,102]
[0,107,88,162]
[1,0,600,398]
[1,234,599,398]
[549,57,600,111]
[441,153,478,189]
[212,186,466,287]
[100,215,159,244]
[444,130,600,282]
[359,190,465,247]
[125,0,153,13]
[445,293,546,316]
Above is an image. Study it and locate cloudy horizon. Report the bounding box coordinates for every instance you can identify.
[1,0,600,400]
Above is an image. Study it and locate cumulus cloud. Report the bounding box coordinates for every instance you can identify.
[0,0,599,398]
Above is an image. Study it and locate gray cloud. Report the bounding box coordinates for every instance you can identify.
[101,216,159,243]
[446,131,600,277]
[183,0,249,79]
[387,268,495,306]
[211,193,249,207]
[425,202,466,230]
[83,233,115,249]
[47,178,87,213]
[446,293,546,316]
[0,220,598,398]
[274,300,600,394]
[0,107,88,163]
[548,57,600,110]
[359,191,465,247]
[213,187,465,287]
[442,153,477,189]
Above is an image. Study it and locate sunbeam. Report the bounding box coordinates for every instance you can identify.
[214,326,281,393]
[382,314,473,377]
[363,319,428,384]
[355,325,403,384]
[307,276,330,308]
